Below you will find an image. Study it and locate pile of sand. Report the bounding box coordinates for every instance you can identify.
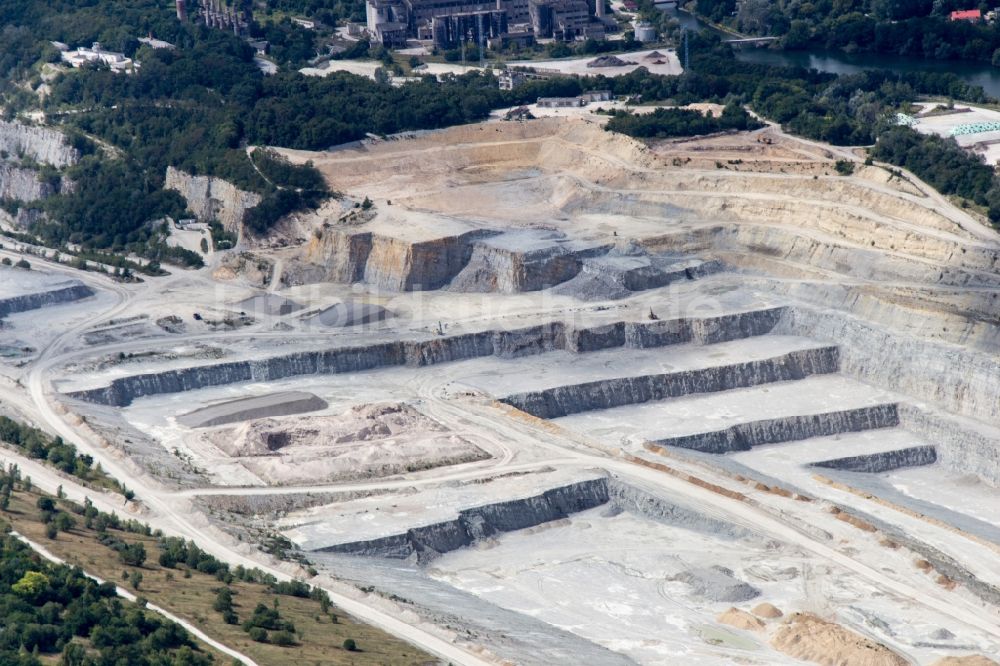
[717,607,764,632]
[752,602,783,619]
[932,658,1000,666]
[770,613,906,666]
[216,403,441,456]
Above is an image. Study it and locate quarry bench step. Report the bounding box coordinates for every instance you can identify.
[466,333,831,400]
[553,374,898,451]
[728,428,936,476]
[495,337,840,419]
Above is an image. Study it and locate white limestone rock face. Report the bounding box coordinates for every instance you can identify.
[0,120,79,168]
[164,166,261,231]
[0,163,56,202]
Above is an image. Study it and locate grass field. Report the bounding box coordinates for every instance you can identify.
[2,489,437,666]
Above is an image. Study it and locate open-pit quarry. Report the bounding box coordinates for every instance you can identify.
[5,115,1000,665]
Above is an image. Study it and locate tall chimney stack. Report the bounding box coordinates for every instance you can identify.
[595,0,605,18]
[176,0,187,21]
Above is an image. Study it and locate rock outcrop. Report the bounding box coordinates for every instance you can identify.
[0,120,79,168]
[164,166,261,231]
[314,477,754,563]
[303,226,495,291]
[811,445,937,473]
[655,404,899,453]
[775,306,1000,426]
[553,254,722,301]
[0,206,46,230]
[0,163,56,202]
[898,405,1000,486]
[317,478,610,563]
[502,346,840,419]
[449,231,607,293]
[68,308,792,407]
[364,229,493,291]
[0,283,94,319]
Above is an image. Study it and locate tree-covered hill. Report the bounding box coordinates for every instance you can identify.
[0,527,213,665]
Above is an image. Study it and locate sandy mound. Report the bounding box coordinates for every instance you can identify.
[204,403,489,485]
[220,403,438,456]
[932,658,1000,666]
[717,607,764,632]
[212,252,274,288]
[770,613,906,666]
[752,602,784,619]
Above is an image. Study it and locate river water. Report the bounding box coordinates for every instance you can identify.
[664,8,1000,98]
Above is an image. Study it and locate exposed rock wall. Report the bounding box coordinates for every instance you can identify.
[605,479,754,540]
[553,255,723,301]
[655,404,899,453]
[0,206,46,230]
[0,120,78,168]
[449,239,606,293]
[69,308,790,407]
[810,445,936,473]
[0,284,93,319]
[303,229,372,283]
[316,478,610,563]
[315,477,756,563]
[503,346,840,419]
[303,227,495,291]
[647,224,1000,290]
[565,306,787,352]
[0,164,55,202]
[774,306,1000,424]
[164,166,261,231]
[366,230,494,291]
[899,405,1000,487]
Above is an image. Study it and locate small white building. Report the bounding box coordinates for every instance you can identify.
[537,96,586,108]
[138,37,176,50]
[60,42,136,73]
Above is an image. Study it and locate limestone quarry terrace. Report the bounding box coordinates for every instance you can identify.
[6,116,1000,666]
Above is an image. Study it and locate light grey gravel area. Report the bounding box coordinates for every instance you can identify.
[176,390,328,428]
[312,553,638,666]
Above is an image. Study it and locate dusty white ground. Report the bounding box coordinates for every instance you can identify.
[429,505,1000,665]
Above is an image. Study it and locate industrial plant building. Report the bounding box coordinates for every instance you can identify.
[366,0,610,47]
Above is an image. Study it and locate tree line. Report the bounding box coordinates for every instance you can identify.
[695,0,1000,64]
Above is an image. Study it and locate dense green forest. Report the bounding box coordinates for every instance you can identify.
[267,0,367,27]
[0,417,122,492]
[604,100,762,138]
[694,0,1000,63]
[870,126,1000,219]
[0,518,212,664]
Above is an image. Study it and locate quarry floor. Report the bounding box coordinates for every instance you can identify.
[3,118,1000,665]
